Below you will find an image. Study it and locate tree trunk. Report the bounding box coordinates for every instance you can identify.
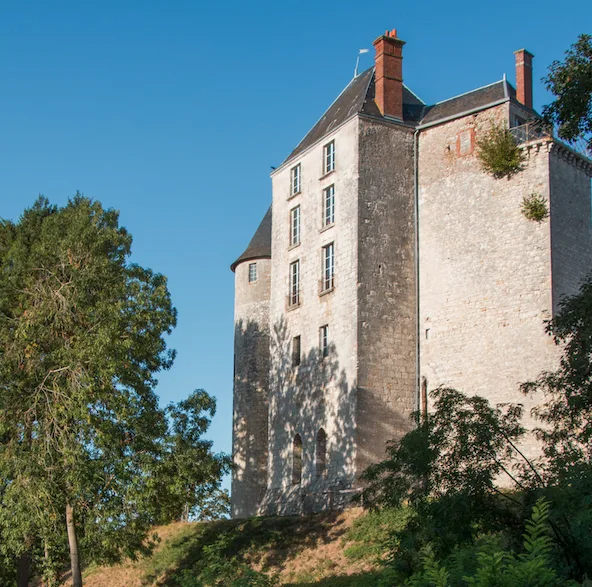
[16,552,31,587]
[66,502,82,587]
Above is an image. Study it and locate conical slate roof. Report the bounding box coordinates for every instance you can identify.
[230,206,272,272]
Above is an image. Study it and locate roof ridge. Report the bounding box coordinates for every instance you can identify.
[403,83,425,105]
[433,79,504,106]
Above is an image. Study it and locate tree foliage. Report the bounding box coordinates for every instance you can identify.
[0,195,227,585]
[543,34,592,152]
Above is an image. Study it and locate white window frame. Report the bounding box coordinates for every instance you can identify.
[323,185,335,227]
[290,205,301,246]
[248,262,257,283]
[322,242,334,292]
[290,164,301,196]
[319,324,329,358]
[289,260,300,306]
[323,141,335,175]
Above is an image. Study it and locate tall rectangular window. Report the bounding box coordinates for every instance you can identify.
[290,206,300,246]
[290,164,301,196]
[289,260,300,306]
[323,141,335,174]
[319,324,329,358]
[292,335,301,367]
[248,262,257,283]
[322,243,334,292]
[323,185,335,227]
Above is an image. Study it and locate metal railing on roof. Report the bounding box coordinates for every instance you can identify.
[509,121,551,145]
[510,121,592,160]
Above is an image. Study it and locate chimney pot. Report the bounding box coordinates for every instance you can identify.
[373,29,405,119]
[514,48,534,110]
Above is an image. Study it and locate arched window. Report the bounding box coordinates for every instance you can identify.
[316,428,327,479]
[292,434,303,485]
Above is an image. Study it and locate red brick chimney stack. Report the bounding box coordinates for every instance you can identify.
[373,29,405,120]
[514,49,534,109]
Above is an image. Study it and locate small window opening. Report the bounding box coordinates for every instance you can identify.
[319,324,329,358]
[292,434,303,485]
[316,428,327,479]
[292,336,301,367]
[248,263,257,283]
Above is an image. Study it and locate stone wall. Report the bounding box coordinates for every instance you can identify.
[549,146,592,313]
[417,104,561,459]
[232,258,271,518]
[356,117,417,475]
[262,116,360,513]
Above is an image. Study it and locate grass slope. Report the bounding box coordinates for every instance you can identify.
[77,507,408,586]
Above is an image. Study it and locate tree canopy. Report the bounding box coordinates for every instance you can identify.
[0,195,228,586]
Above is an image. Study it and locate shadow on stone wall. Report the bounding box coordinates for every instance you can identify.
[232,319,270,518]
[260,317,357,516]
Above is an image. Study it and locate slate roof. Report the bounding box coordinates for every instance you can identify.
[230,206,272,272]
[281,72,523,167]
[420,80,512,126]
[284,67,425,165]
[233,73,529,271]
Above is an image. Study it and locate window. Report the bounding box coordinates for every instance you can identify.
[289,260,300,307]
[290,164,301,196]
[292,335,301,367]
[323,185,335,227]
[292,434,303,485]
[321,243,334,292]
[290,206,301,246]
[323,141,335,174]
[248,262,257,283]
[316,428,327,479]
[319,324,329,358]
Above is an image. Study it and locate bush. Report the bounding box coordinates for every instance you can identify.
[406,499,576,587]
[521,192,549,223]
[476,121,525,179]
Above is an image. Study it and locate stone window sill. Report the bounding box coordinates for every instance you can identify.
[320,223,335,234]
[319,286,335,297]
[319,170,336,181]
[288,242,301,251]
[287,191,302,201]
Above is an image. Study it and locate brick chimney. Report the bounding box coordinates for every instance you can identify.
[514,49,534,109]
[373,29,405,120]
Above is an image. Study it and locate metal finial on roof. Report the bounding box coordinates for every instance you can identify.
[354,48,369,78]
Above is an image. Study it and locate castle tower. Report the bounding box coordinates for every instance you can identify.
[230,29,592,517]
[230,207,272,518]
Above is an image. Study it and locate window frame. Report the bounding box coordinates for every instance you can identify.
[323,184,335,228]
[290,205,301,247]
[321,242,335,292]
[319,324,329,358]
[289,259,300,307]
[323,140,335,175]
[248,262,257,283]
[290,163,301,196]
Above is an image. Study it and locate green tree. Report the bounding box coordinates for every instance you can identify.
[156,389,232,523]
[0,195,178,586]
[543,34,592,152]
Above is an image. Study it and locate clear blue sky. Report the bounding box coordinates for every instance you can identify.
[0,0,589,487]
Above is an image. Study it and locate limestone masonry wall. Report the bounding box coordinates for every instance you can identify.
[549,147,592,313]
[356,117,417,475]
[418,104,560,459]
[262,117,360,514]
[232,258,271,518]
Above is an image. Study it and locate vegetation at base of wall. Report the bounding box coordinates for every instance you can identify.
[476,121,525,179]
[521,192,549,222]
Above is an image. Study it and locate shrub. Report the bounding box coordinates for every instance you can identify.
[521,192,549,223]
[476,121,525,179]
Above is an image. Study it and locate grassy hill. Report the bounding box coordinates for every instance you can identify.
[76,507,407,586]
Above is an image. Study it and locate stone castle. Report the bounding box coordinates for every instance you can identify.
[230,29,592,518]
